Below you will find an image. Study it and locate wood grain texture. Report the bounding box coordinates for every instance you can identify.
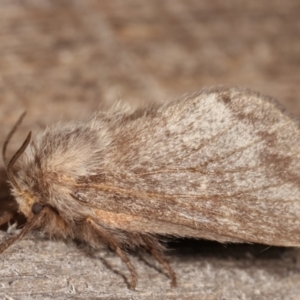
[1,232,300,300]
[1,0,300,299]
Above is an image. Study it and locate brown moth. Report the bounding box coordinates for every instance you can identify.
[1,86,300,290]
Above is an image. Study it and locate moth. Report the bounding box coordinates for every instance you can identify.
[1,86,300,290]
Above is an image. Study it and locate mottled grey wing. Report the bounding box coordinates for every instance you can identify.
[81,87,300,246]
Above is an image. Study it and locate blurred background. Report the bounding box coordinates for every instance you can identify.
[1,0,300,120]
[0,1,300,298]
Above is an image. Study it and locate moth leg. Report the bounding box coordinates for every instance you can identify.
[0,212,13,227]
[149,247,177,287]
[0,213,40,254]
[86,217,138,290]
[114,246,138,290]
[141,235,177,286]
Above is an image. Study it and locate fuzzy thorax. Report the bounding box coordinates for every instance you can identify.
[10,116,113,221]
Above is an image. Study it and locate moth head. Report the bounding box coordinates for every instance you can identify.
[0,113,51,254]
[2,113,48,219]
[4,130,39,216]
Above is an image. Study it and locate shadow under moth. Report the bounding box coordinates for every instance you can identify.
[1,86,300,290]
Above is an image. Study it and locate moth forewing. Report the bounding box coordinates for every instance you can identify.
[1,86,300,290]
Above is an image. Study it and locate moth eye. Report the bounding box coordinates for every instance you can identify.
[32,203,44,214]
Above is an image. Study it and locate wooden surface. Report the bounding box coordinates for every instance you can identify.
[1,234,300,300]
[1,0,300,299]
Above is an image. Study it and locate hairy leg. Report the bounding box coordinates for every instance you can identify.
[141,236,177,287]
[0,211,13,228]
[86,217,138,290]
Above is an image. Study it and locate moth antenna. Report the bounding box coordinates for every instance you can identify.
[2,112,27,168]
[6,131,32,192]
